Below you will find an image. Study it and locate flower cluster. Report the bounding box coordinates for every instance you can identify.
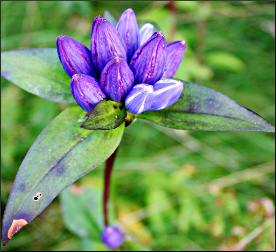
[56,8,186,114]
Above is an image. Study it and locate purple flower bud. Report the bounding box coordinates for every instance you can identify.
[125,84,152,114]
[100,57,134,102]
[56,35,96,78]
[163,41,186,78]
[70,74,106,112]
[139,23,154,46]
[116,8,140,62]
[91,17,127,73]
[101,226,125,249]
[149,78,183,110]
[125,78,183,114]
[130,32,166,85]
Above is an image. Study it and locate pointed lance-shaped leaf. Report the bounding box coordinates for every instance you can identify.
[130,32,166,85]
[100,57,134,102]
[56,35,96,78]
[163,41,186,78]
[91,17,127,73]
[2,106,125,245]
[1,49,73,103]
[116,8,140,62]
[138,80,275,132]
[70,74,106,112]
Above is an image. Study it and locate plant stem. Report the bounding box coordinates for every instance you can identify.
[103,148,118,226]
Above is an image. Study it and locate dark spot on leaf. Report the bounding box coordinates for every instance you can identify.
[187,102,200,113]
[15,183,26,192]
[55,163,66,176]
[205,97,221,112]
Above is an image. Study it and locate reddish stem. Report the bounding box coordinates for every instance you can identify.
[103,148,118,226]
[168,0,176,12]
[168,0,177,40]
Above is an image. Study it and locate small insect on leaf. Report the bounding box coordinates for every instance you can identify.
[33,192,42,201]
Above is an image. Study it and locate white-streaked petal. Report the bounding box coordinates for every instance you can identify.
[163,40,186,78]
[149,78,183,110]
[125,84,153,114]
[139,23,155,46]
[125,79,183,114]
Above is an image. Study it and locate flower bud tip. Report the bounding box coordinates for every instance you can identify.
[101,226,125,249]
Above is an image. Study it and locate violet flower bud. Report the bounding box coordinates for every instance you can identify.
[91,17,127,73]
[163,41,186,78]
[130,32,166,85]
[116,8,140,62]
[100,57,134,102]
[149,78,183,110]
[70,74,106,112]
[139,23,154,46]
[125,84,152,114]
[56,35,96,78]
[125,78,183,114]
[101,226,125,249]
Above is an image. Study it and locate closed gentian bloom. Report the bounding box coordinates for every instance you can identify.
[149,79,183,110]
[91,17,127,73]
[125,84,152,114]
[130,32,166,85]
[57,8,186,116]
[125,79,183,114]
[163,41,186,78]
[139,23,155,46]
[70,74,106,112]
[100,57,134,102]
[116,8,140,62]
[56,35,96,78]
[101,226,125,249]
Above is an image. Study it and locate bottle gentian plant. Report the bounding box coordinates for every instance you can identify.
[1,8,275,249]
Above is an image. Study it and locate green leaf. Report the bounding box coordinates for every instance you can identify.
[1,48,73,103]
[81,100,127,130]
[61,184,116,242]
[138,81,275,132]
[60,186,103,240]
[2,106,125,244]
[206,52,245,72]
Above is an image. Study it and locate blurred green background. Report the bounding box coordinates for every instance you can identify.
[1,1,275,251]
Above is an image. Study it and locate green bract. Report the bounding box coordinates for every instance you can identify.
[81,100,127,130]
